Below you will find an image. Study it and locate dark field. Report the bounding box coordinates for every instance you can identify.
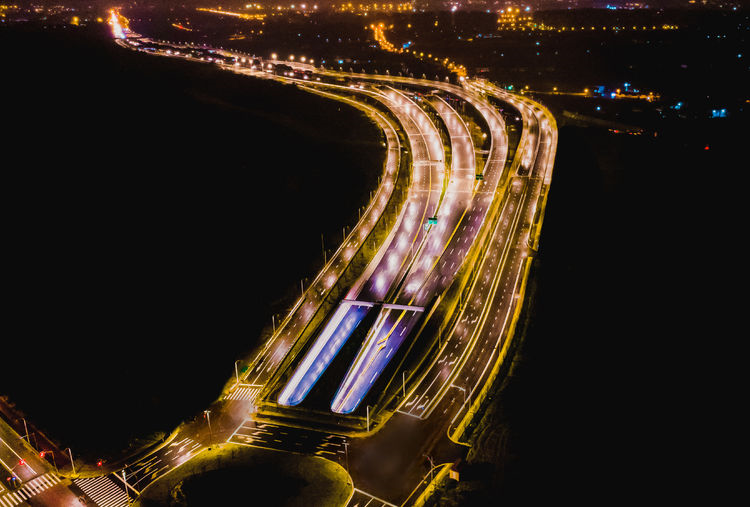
[432,107,742,503]
[0,24,384,458]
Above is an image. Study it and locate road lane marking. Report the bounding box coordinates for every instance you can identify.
[0,438,36,475]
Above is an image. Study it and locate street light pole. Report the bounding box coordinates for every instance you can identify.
[402,370,408,398]
[366,405,370,433]
[122,469,130,506]
[49,452,57,473]
[65,447,75,475]
[343,441,349,477]
[204,410,213,446]
[40,451,57,473]
[234,360,240,383]
[423,454,435,482]
[22,418,29,444]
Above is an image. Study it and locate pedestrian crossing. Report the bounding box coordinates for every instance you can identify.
[347,488,397,507]
[0,472,61,506]
[74,475,129,507]
[224,385,262,401]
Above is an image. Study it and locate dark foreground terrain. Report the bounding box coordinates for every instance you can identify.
[1,23,384,459]
[431,109,743,503]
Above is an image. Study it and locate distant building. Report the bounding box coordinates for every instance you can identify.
[497,6,534,29]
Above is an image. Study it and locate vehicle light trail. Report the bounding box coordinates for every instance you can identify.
[277,302,370,406]
[330,88,494,415]
[277,83,444,408]
[108,9,127,39]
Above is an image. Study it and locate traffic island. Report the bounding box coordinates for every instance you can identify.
[134,444,351,507]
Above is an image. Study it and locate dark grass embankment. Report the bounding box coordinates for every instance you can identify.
[0,23,384,459]
[135,445,350,507]
[429,115,742,504]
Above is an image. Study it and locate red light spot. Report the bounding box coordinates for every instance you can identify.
[704,145,710,150]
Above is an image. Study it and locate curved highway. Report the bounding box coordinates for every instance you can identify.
[2,26,557,507]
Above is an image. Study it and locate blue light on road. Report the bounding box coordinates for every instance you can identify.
[278,303,370,406]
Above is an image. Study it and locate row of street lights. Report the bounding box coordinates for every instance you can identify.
[19,417,75,475]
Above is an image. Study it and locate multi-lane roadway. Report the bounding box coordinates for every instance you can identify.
[2,25,556,507]
[277,82,446,412]
[0,418,79,506]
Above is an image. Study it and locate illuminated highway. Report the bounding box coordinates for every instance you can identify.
[342,80,556,504]
[276,82,446,409]
[279,84,453,413]
[235,84,406,395]
[2,17,557,506]
[329,87,481,414]
[291,73,516,421]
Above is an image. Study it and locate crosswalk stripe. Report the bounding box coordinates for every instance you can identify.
[75,476,129,507]
[75,480,125,507]
[26,477,43,493]
[6,471,61,503]
[89,481,120,498]
[225,386,262,401]
[87,482,109,496]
